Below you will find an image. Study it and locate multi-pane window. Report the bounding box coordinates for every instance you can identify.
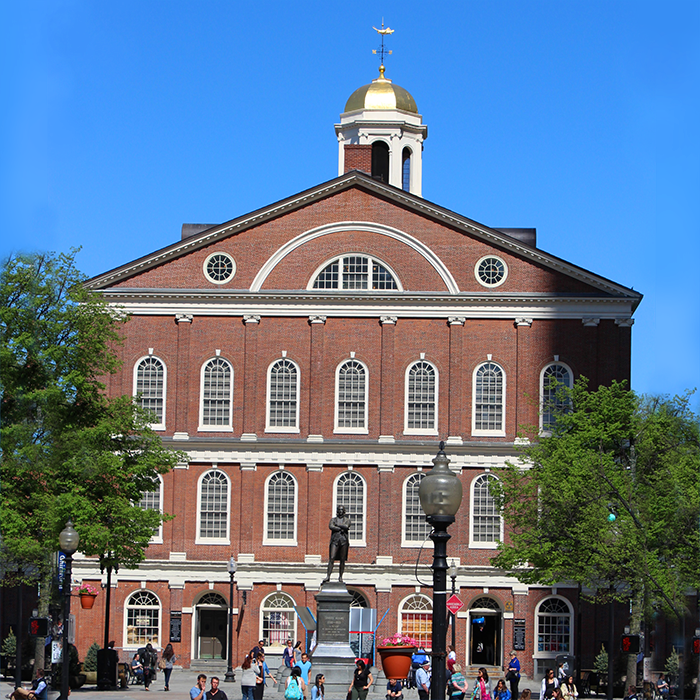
[266,472,296,542]
[403,473,430,544]
[267,359,299,430]
[336,360,368,431]
[261,593,296,647]
[400,595,432,650]
[311,255,399,290]
[198,470,229,540]
[125,591,160,647]
[135,356,165,428]
[473,362,505,434]
[138,477,163,542]
[471,474,502,545]
[541,363,572,431]
[201,358,233,428]
[335,471,365,543]
[406,361,437,432]
[537,598,572,653]
[402,148,411,192]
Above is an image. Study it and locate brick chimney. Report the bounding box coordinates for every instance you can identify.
[343,144,372,175]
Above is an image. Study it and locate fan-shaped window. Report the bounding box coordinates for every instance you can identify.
[472,362,505,435]
[399,594,433,650]
[125,590,161,648]
[260,592,296,647]
[198,592,228,607]
[470,473,502,547]
[541,363,573,432]
[402,148,412,192]
[334,471,366,545]
[470,597,501,611]
[349,590,369,608]
[371,141,390,183]
[405,361,438,434]
[138,476,164,543]
[200,357,233,430]
[265,471,297,544]
[134,356,166,429]
[266,358,300,432]
[197,470,230,543]
[335,360,368,432]
[310,255,400,291]
[403,473,430,546]
[535,597,573,674]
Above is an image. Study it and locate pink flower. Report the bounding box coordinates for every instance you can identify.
[379,632,419,647]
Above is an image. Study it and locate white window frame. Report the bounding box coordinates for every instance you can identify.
[539,362,573,434]
[474,255,509,288]
[534,596,574,673]
[265,358,301,433]
[133,355,167,430]
[402,472,432,548]
[198,357,234,432]
[334,359,369,434]
[307,253,404,291]
[263,470,298,546]
[332,470,367,547]
[398,593,433,650]
[471,361,506,437]
[259,592,297,649]
[403,360,439,435]
[469,473,504,549]
[123,590,162,650]
[195,469,231,545]
[203,251,236,285]
[138,475,164,544]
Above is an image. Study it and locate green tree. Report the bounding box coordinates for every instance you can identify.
[0,250,183,670]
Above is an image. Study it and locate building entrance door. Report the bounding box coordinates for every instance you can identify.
[196,592,228,660]
[468,600,502,668]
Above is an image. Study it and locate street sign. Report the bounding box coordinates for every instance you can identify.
[446,595,464,615]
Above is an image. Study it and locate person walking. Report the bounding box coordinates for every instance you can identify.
[285,666,306,700]
[161,642,176,691]
[283,640,297,668]
[140,642,157,691]
[449,664,468,700]
[540,669,559,700]
[254,652,277,700]
[311,674,325,700]
[190,674,208,700]
[473,668,492,700]
[240,654,257,700]
[206,676,228,700]
[349,659,374,700]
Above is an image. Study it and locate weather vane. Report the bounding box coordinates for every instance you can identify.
[372,20,394,73]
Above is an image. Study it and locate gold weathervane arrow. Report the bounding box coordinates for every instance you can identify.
[372,20,394,69]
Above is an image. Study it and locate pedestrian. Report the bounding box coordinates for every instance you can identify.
[507,651,521,700]
[561,676,578,700]
[298,652,312,686]
[519,691,531,700]
[254,652,277,700]
[473,668,492,700]
[206,676,228,700]
[416,660,431,700]
[251,640,265,659]
[191,674,208,700]
[349,659,374,700]
[495,679,511,700]
[285,666,306,700]
[240,654,257,700]
[449,664,468,700]
[283,640,297,668]
[311,674,325,700]
[447,645,457,673]
[387,677,404,700]
[140,642,157,691]
[161,642,176,691]
[540,670,559,700]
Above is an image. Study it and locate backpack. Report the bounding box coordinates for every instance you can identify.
[285,678,303,700]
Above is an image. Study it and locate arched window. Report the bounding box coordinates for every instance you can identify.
[334,471,366,545]
[399,594,433,650]
[266,359,300,432]
[535,597,573,676]
[260,592,296,647]
[403,473,430,546]
[470,473,502,547]
[200,357,233,430]
[125,590,161,648]
[310,255,400,291]
[134,356,166,429]
[402,148,411,191]
[540,363,573,431]
[138,475,164,543]
[197,470,230,543]
[265,471,297,544]
[335,360,368,432]
[349,590,369,608]
[472,362,505,435]
[371,141,390,183]
[405,361,438,434]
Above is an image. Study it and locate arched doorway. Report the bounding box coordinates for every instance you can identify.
[196,592,228,659]
[468,596,502,668]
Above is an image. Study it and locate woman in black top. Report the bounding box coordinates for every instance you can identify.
[349,660,374,700]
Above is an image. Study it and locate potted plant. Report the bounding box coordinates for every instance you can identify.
[1,629,17,679]
[376,633,419,679]
[76,583,99,609]
[82,642,100,684]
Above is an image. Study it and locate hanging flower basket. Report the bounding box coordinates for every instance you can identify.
[377,634,419,679]
[76,584,99,609]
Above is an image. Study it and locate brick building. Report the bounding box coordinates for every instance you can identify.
[73,66,642,678]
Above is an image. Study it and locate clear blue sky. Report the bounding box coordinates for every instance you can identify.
[2,1,698,404]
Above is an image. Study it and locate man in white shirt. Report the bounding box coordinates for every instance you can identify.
[416,661,431,700]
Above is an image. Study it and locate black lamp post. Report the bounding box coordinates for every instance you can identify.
[58,521,79,700]
[448,560,458,651]
[419,443,463,700]
[97,552,118,690]
[225,556,237,683]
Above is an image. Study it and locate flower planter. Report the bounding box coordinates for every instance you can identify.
[377,645,416,679]
[80,593,97,609]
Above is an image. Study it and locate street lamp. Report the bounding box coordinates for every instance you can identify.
[419,443,463,700]
[225,557,237,683]
[448,560,458,650]
[58,521,79,700]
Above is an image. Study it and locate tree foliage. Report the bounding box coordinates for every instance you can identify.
[492,379,700,616]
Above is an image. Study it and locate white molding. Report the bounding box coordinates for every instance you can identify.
[475,255,509,289]
[203,251,236,285]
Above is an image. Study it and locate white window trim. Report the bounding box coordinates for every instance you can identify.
[123,590,162,651]
[471,361,506,437]
[539,361,574,434]
[259,592,297,647]
[141,475,164,544]
[334,358,369,435]
[306,253,404,292]
[265,358,301,433]
[133,355,167,431]
[474,255,509,288]
[198,357,234,432]
[263,471,298,546]
[401,473,433,548]
[469,473,504,549]
[533,595,574,663]
[332,470,367,547]
[203,251,236,285]
[195,468,231,545]
[403,360,439,436]
[398,593,433,648]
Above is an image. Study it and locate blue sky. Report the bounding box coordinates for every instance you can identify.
[2,1,698,404]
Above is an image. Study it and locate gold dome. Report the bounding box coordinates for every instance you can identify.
[344,66,418,114]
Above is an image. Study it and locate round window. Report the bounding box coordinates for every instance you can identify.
[475,256,507,288]
[204,252,236,284]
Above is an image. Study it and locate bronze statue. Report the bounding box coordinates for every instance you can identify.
[322,505,351,583]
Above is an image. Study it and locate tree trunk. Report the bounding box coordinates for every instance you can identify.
[626,592,643,691]
[32,568,52,675]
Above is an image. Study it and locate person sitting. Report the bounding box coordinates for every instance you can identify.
[624,685,639,700]
[7,668,48,700]
[386,678,404,700]
[561,676,578,700]
[656,674,669,699]
[495,679,512,700]
[131,653,145,684]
